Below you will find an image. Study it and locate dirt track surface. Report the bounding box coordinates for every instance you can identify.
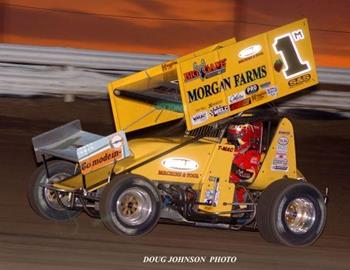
[0,97,349,270]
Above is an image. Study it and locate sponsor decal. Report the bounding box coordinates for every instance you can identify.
[187,66,266,103]
[288,73,311,87]
[187,77,231,103]
[208,100,223,108]
[271,156,289,171]
[204,189,219,205]
[191,111,209,125]
[292,29,304,41]
[184,58,227,82]
[159,170,181,177]
[276,135,289,154]
[278,136,289,145]
[251,91,267,102]
[260,81,277,96]
[79,149,122,175]
[277,144,288,154]
[161,61,177,71]
[229,97,251,110]
[275,153,287,159]
[238,52,263,64]
[278,130,290,135]
[186,65,266,103]
[218,145,234,152]
[228,91,246,104]
[194,106,207,112]
[239,45,262,58]
[266,87,278,96]
[185,172,200,178]
[273,31,311,79]
[77,132,130,175]
[238,45,263,63]
[161,157,199,172]
[209,105,229,117]
[245,84,259,95]
[272,134,290,171]
[158,170,199,178]
[110,134,123,148]
[233,65,267,87]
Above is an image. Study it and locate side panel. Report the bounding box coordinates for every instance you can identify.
[131,140,216,184]
[177,19,318,130]
[198,144,235,215]
[249,118,297,190]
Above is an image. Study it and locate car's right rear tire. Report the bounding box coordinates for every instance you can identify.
[256,179,326,247]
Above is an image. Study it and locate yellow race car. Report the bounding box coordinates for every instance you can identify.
[28,19,326,247]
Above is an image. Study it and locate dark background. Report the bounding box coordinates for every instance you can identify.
[0,96,349,269]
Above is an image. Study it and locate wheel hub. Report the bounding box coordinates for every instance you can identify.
[116,187,152,226]
[43,173,72,211]
[284,197,316,234]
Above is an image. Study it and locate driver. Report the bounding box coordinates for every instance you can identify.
[227,122,263,184]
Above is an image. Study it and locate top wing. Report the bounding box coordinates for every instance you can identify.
[177,18,318,130]
[108,19,317,133]
[108,38,237,133]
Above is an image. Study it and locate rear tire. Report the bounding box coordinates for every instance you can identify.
[100,174,160,236]
[27,160,81,221]
[256,179,326,246]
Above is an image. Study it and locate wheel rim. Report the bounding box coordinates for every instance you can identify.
[116,187,152,226]
[284,197,316,234]
[43,173,71,211]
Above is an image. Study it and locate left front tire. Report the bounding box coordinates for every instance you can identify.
[100,174,161,236]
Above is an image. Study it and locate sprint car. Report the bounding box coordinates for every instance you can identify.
[28,19,326,246]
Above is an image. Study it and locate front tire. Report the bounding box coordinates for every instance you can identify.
[100,174,160,236]
[256,179,326,246]
[27,160,81,221]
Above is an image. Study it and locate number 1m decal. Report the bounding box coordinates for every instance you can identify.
[273,31,311,79]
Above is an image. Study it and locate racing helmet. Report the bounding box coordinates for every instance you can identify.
[227,123,255,150]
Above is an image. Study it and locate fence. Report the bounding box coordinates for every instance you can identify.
[0,43,349,113]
